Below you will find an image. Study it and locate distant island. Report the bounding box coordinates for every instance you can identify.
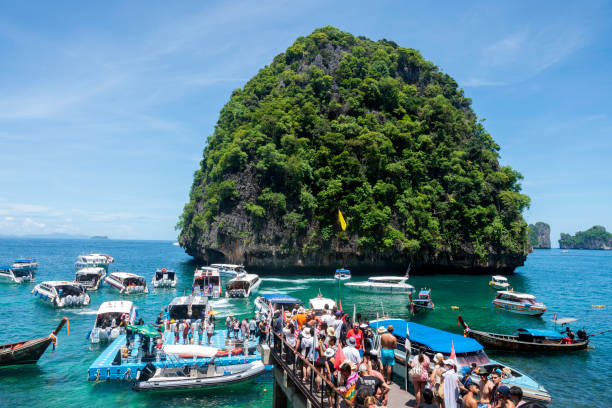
[559,225,612,250]
[90,236,109,240]
[528,222,551,249]
[178,26,531,274]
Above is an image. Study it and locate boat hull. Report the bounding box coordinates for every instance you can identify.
[345,283,414,294]
[0,337,52,366]
[492,300,546,316]
[133,361,265,391]
[466,329,589,352]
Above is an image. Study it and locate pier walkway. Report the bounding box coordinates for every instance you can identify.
[265,331,415,408]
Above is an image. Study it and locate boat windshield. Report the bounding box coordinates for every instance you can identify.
[193,276,220,290]
[124,277,145,286]
[96,312,128,328]
[155,271,175,279]
[13,269,32,277]
[169,304,208,320]
[369,279,404,284]
[227,280,251,290]
[56,285,84,297]
[76,274,98,282]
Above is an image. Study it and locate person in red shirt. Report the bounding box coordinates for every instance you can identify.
[346,322,364,357]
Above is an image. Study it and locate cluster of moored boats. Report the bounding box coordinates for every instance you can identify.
[1,257,606,405]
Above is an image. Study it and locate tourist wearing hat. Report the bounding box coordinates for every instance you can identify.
[337,360,359,403]
[430,353,446,404]
[495,385,514,408]
[478,367,494,406]
[294,307,308,330]
[442,359,460,408]
[342,335,362,366]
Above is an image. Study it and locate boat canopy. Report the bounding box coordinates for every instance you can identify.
[517,328,563,338]
[97,301,134,315]
[418,290,431,297]
[309,296,336,311]
[335,269,350,273]
[369,319,484,354]
[259,294,304,307]
[169,296,209,320]
[496,291,536,300]
[553,317,577,325]
[368,276,406,283]
[126,325,161,338]
[14,259,35,263]
[491,275,507,281]
[155,269,175,278]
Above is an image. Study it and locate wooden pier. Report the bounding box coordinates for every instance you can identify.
[263,331,415,408]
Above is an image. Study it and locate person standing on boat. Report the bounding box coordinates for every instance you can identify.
[379,326,396,385]
[249,316,257,340]
[233,317,240,339]
[206,320,215,345]
[442,359,460,408]
[241,318,249,340]
[226,313,234,339]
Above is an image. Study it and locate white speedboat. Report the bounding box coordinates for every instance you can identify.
[152,268,177,288]
[32,281,90,307]
[75,254,114,270]
[210,263,246,277]
[192,267,222,298]
[254,294,304,316]
[89,300,136,343]
[308,293,336,316]
[168,295,210,321]
[334,268,351,280]
[11,258,38,272]
[74,267,106,290]
[0,266,34,283]
[133,359,265,391]
[105,272,148,294]
[489,275,510,290]
[345,276,415,294]
[492,291,547,316]
[225,273,261,298]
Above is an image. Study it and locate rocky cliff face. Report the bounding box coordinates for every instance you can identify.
[559,225,612,250]
[528,222,551,249]
[178,27,531,274]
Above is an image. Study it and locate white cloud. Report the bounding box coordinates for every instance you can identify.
[24,217,45,229]
[4,216,13,221]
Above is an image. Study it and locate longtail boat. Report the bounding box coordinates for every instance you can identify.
[457,315,589,352]
[0,317,69,366]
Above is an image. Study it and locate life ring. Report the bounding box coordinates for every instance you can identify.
[231,348,243,356]
[178,354,195,359]
[215,350,229,357]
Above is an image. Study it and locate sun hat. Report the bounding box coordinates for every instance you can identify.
[347,337,356,346]
[477,367,490,376]
[360,323,368,329]
[336,311,342,316]
[298,307,306,314]
[497,385,511,398]
[443,359,456,367]
[326,327,336,337]
[340,361,356,371]
[434,353,444,363]
[376,327,387,334]
[358,364,368,373]
[324,348,335,358]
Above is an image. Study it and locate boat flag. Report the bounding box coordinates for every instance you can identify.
[553,312,557,322]
[66,318,70,336]
[334,342,346,369]
[450,340,456,361]
[338,298,343,312]
[338,209,347,231]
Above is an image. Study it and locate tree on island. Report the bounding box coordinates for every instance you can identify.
[559,226,612,250]
[527,222,551,249]
[177,26,530,273]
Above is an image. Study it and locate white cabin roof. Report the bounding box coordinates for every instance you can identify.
[497,291,536,299]
[369,276,407,282]
[76,267,105,275]
[195,267,219,276]
[491,275,508,281]
[97,300,134,315]
[309,296,336,310]
[229,273,259,283]
[211,263,244,269]
[109,272,143,280]
[42,280,80,287]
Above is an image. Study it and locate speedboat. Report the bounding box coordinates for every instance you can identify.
[492,291,547,316]
[75,253,114,270]
[11,258,38,272]
[32,281,90,307]
[369,318,552,404]
[345,276,415,294]
[409,288,434,312]
[308,292,336,316]
[152,268,178,288]
[254,293,304,316]
[133,358,265,391]
[0,266,34,283]
[105,272,148,294]
[89,300,136,343]
[74,267,106,290]
[210,263,246,277]
[225,273,261,298]
[192,267,222,298]
[168,295,211,321]
[334,268,351,280]
[489,275,511,290]
[458,315,589,352]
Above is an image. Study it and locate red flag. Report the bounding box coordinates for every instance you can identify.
[334,344,346,370]
[450,340,456,361]
[553,312,557,322]
[339,298,343,312]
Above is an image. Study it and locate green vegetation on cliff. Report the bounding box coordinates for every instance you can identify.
[178,26,530,266]
[559,226,612,250]
[528,222,551,249]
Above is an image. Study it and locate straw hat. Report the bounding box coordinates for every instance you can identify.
[324,348,335,358]
[326,327,336,337]
[298,307,306,314]
[434,353,444,363]
[340,361,356,371]
[377,327,387,334]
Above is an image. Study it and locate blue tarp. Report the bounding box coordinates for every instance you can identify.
[335,269,350,273]
[259,293,303,304]
[14,259,34,263]
[369,319,483,354]
[517,328,563,338]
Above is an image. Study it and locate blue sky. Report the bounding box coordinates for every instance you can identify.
[0,1,610,244]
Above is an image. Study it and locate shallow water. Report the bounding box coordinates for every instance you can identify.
[0,239,610,407]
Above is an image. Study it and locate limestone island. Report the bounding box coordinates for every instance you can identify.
[528,222,551,249]
[559,226,612,250]
[177,27,531,274]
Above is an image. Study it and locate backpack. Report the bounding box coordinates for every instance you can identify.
[409,359,423,379]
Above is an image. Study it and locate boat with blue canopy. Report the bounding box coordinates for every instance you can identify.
[369,318,552,404]
[334,268,351,280]
[0,266,34,283]
[409,288,434,312]
[254,293,304,316]
[458,315,589,352]
[11,258,38,272]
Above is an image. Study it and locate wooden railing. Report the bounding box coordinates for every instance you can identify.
[268,331,354,408]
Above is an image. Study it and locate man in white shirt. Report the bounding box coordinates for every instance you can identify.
[342,336,362,365]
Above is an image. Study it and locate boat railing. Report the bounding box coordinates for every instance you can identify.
[268,330,354,408]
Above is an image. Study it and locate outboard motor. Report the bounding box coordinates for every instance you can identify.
[138,362,157,382]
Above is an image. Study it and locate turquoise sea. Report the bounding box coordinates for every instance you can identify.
[0,239,610,407]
